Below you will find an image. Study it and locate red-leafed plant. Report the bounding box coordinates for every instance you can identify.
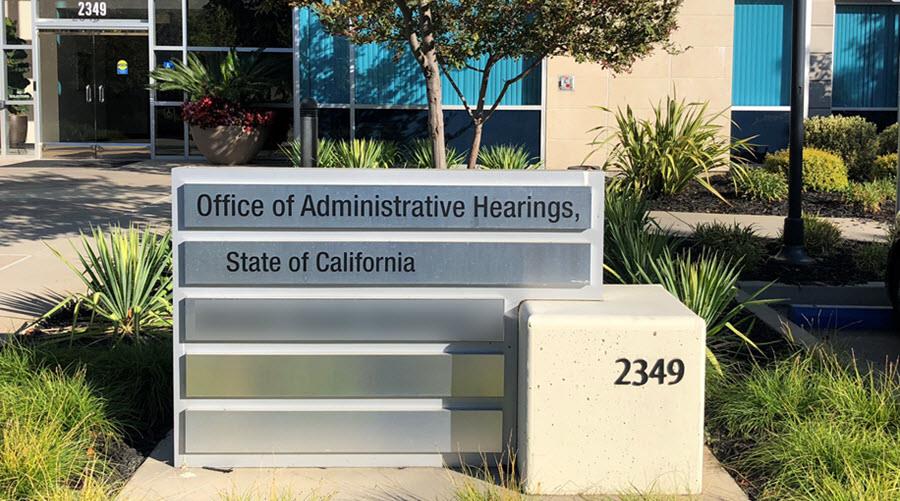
[181,97,274,132]
[150,49,278,132]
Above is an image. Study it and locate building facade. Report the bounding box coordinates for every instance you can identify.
[733,0,900,155]
[0,1,892,166]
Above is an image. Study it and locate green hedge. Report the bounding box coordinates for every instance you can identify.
[804,115,877,181]
[764,148,849,192]
[873,153,897,181]
[876,123,898,155]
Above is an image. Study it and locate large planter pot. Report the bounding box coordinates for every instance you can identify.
[190,125,269,165]
[8,114,27,147]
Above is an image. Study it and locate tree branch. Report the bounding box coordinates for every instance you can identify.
[484,57,542,121]
[438,61,473,117]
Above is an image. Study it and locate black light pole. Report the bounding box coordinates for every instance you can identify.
[775,0,813,265]
[299,98,319,168]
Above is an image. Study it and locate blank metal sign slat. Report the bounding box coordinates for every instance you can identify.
[180,298,505,343]
[182,409,503,454]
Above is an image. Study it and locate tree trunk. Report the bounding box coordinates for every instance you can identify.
[423,56,447,169]
[467,120,484,169]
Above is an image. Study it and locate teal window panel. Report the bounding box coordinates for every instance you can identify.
[355,42,426,105]
[441,55,541,107]
[296,8,351,104]
[298,9,540,107]
[732,0,792,106]
[354,43,541,106]
[834,5,900,109]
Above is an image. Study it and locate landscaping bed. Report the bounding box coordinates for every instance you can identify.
[649,174,896,222]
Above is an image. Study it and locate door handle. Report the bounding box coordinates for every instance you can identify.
[98,85,104,103]
[85,85,92,102]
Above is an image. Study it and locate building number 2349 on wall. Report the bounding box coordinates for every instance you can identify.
[77,2,108,17]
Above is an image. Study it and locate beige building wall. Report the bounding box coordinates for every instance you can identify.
[543,0,734,169]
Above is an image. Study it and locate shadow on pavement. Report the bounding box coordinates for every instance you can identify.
[0,169,170,243]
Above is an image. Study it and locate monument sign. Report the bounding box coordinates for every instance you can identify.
[172,167,603,468]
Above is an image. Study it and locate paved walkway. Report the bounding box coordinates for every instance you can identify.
[652,210,891,242]
[119,432,748,500]
[0,159,176,332]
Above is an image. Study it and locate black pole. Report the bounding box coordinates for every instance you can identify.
[775,0,813,265]
[300,98,319,168]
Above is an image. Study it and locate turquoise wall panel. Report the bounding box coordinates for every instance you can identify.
[298,9,540,107]
[296,8,351,104]
[732,0,792,106]
[834,5,900,109]
[354,42,425,105]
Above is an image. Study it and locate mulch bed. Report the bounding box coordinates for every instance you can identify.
[648,175,896,222]
[741,240,884,285]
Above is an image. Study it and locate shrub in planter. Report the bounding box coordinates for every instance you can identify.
[804,115,877,180]
[844,179,894,214]
[783,214,842,257]
[590,96,751,200]
[873,153,897,180]
[478,144,541,170]
[691,222,766,272]
[876,123,898,155]
[854,242,890,277]
[764,148,849,192]
[403,139,466,168]
[150,50,277,164]
[732,167,788,202]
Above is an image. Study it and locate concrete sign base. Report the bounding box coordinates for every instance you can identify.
[518,285,706,495]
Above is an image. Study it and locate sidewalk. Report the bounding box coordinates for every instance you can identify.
[651,211,891,242]
[0,161,173,332]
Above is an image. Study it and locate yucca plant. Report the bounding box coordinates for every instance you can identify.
[279,138,339,168]
[603,189,769,370]
[643,248,763,372]
[603,188,673,284]
[323,138,397,168]
[477,144,541,170]
[149,49,277,103]
[402,139,466,168]
[44,225,172,340]
[590,96,750,200]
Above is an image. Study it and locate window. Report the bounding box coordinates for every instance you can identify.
[833,5,900,109]
[732,0,792,107]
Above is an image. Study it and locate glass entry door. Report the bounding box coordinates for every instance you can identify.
[39,30,149,158]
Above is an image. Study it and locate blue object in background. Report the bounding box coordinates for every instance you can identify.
[789,305,895,331]
[163,60,176,70]
[834,5,900,109]
[732,0,792,107]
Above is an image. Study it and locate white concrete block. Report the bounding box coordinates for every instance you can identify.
[518,285,706,496]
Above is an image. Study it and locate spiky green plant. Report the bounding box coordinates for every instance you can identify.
[148,49,277,103]
[44,225,172,340]
[590,96,750,200]
[603,189,672,284]
[279,138,339,168]
[643,248,762,371]
[477,144,540,170]
[603,189,768,370]
[402,139,466,168]
[321,138,397,168]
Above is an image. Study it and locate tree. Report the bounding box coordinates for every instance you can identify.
[440,0,683,168]
[292,0,449,169]
[292,0,682,169]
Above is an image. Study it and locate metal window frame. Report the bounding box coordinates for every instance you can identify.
[9,2,543,160]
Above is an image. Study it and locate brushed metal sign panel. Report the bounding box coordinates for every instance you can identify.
[180,298,504,343]
[182,354,504,398]
[182,410,503,454]
[178,184,592,231]
[179,241,590,287]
